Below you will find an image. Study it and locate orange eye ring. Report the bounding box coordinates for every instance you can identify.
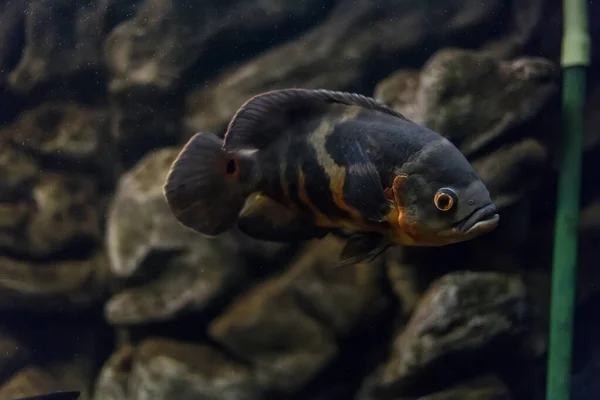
[434,188,457,211]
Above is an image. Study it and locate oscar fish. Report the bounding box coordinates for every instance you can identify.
[163,88,499,266]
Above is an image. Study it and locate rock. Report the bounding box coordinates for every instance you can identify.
[415,375,511,400]
[359,271,530,398]
[0,362,92,400]
[287,236,389,336]
[520,193,600,314]
[104,0,328,96]
[0,331,30,382]
[396,271,530,374]
[209,252,339,393]
[373,70,421,121]
[414,48,558,157]
[184,0,506,135]
[376,48,558,158]
[93,345,133,400]
[103,246,242,325]
[107,92,183,166]
[105,147,281,325]
[579,200,600,234]
[0,368,62,400]
[209,285,337,394]
[384,247,430,321]
[0,251,108,312]
[0,0,29,81]
[208,236,388,394]
[477,0,552,60]
[472,138,548,209]
[47,326,103,400]
[9,104,115,178]
[95,338,263,400]
[0,171,101,259]
[0,142,39,202]
[0,1,597,399]
[104,0,330,161]
[7,0,142,94]
[44,361,95,400]
[132,339,262,400]
[0,323,110,400]
[2,103,118,191]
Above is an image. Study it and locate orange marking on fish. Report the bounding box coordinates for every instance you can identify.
[329,168,363,220]
[384,187,394,201]
[398,209,419,239]
[384,174,418,245]
[297,168,332,226]
[246,193,288,229]
[296,105,381,231]
[307,113,366,222]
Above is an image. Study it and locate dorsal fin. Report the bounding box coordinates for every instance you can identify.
[222,88,411,152]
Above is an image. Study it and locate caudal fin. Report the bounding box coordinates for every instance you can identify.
[163,132,249,236]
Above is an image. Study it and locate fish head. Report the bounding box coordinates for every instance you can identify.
[393,138,499,245]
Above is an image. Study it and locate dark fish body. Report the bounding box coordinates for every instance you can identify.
[254,105,457,229]
[164,89,499,266]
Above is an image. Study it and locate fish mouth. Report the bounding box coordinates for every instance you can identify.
[454,203,499,235]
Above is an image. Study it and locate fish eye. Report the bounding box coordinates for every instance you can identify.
[434,188,457,211]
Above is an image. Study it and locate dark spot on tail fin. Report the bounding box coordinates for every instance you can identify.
[226,158,238,176]
[163,132,248,236]
[222,88,411,152]
[15,391,81,400]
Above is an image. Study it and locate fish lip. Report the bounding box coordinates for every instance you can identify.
[455,203,499,234]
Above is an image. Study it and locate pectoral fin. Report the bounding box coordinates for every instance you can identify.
[237,193,328,242]
[336,232,390,267]
[342,141,391,222]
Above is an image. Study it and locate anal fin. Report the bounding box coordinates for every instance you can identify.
[336,232,390,267]
[237,193,328,242]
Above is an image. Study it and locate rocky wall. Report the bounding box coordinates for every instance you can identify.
[1,0,600,399]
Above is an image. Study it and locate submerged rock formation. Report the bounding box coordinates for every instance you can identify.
[1,0,599,399]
